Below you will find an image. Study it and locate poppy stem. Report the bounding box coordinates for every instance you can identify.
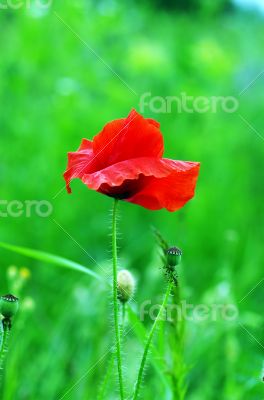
[97,302,126,400]
[0,319,11,386]
[132,281,173,400]
[112,199,124,400]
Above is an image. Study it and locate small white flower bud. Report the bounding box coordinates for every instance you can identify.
[117,270,135,303]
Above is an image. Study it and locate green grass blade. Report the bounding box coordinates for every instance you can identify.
[0,241,102,281]
[127,306,171,390]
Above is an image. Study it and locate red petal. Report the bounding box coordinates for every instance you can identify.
[82,158,172,190]
[126,160,200,211]
[64,139,94,193]
[63,111,200,212]
[92,109,164,170]
[81,157,200,211]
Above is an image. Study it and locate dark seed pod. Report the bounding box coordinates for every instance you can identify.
[0,294,19,319]
[166,247,182,267]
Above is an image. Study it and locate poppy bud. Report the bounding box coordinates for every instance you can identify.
[0,294,19,319]
[166,247,182,267]
[117,270,135,303]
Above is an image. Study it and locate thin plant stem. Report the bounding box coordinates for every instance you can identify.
[112,199,124,400]
[0,321,10,385]
[97,302,126,400]
[132,281,173,400]
[0,322,3,353]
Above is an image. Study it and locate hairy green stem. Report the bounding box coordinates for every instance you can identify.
[0,321,10,384]
[97,302,126,400]
[0,322,3,353]
[132,281,173,400]
[112,199,124,400]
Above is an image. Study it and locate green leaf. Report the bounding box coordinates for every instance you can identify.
[0,241,102,282]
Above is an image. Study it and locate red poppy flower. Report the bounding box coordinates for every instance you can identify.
[64,109,200,212]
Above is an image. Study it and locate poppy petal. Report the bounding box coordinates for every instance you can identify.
[92,109,164,169]
[81,157,200,211]
[63,111,200,212]
[126,160,200,211]
[82,157,172,190]
[64,139,94,193]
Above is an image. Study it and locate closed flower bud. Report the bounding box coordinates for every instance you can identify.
[166,247,182,267]
[0,294,19,319]
[117,270,135,303]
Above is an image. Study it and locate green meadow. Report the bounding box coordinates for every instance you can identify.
[0,1,263,399]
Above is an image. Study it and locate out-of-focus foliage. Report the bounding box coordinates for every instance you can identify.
[0,0,263,399]
[142,0,233,15]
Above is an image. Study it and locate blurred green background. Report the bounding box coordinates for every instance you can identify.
[0,0,263,399]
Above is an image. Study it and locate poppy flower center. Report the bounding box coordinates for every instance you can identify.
[98,176,145,199]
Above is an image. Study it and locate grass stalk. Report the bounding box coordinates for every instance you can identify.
[132,281,173,400]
